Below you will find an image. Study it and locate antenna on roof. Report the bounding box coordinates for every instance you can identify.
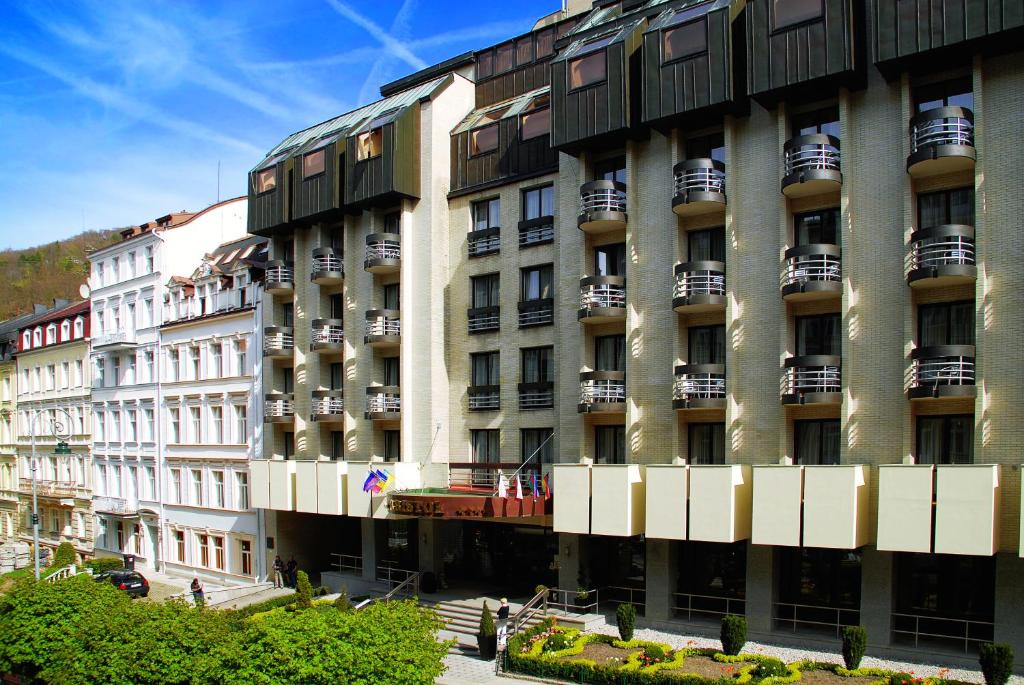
[217,160,221,204]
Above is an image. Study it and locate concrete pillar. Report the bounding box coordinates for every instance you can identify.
[417,518,441,574]
[558,533,582,594]
[645,538,675,621]
[360,517,377,582]
[859,546,894,649]
[994,553,1024,672]
[745,543,774,634]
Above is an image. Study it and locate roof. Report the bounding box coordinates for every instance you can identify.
[203,235,268,275]
[452,87,550,134]
[17,300,89,334]
[646,0,730,31]
[89,197,247,257]
[554,16,647,62]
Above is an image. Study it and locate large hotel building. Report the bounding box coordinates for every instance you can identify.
[245,0,1024,664]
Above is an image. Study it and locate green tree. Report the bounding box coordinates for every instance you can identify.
[296,570,313,609]
[51,541,76,569]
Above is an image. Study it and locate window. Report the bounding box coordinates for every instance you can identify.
[918,301,974,347]
[212,471,225,507]
[174,530,186,561]
[471,351,499,387]
[126,409,137,442]
[536,28,555,58]
[168,349,179,381]
[516,36,534,66]
[142,351,153,383]
[60,321,70,342]
[143,408,154,442]
[240,540,253,576]
[211,406,224,443]
[472,198,500,231]
[111,357,121,386]
[689,325,726,365]
[112,257,120,283]
[796,314,841,356]
[143,298,154,327]
[330,362,344,390]
[795,209,840,246]
[198,533,210,567]
[331,431,344,460]
[210,343,223,378]
[918,187,974,229]
[357,128,383,160]
[523,185,554,220]
[471,124,499,156]
[476,50,493,79]
[144,246,154,273]
[383,356,400,387]
[520,265,553,301]
[170,469,182,503]
[303,149,325,178]
[595,425,625,464]
[256,167,276,193]
[191,469,203,505]
[688,227,726,261]
[234,405,248,445]
[471,273,500,309]
[126,252,136,279]
[521,347,554,384]
[33,327,42,347]
[662,19,706,63]
[522,428,553,465]
[233,339,248,376]
[520,94,551,140]
[110,410,121,442]
[384,430,401,462]
[74,316,84,338]
[125,355,136,385]
[914,77,973,112]
[189,345,201,380]
[792,105,839,138]
[569,51,606,90]
[595,243,626,277]
[594,157,627,184]
[495,42,514,73]
[169,408,180,443]
[145,466,156,500]
[283,432,295,460]
[917,415,973,465]
[794,419,840,465]
[236,472,250,509]
[471,429,500,463]
[773,0,824,31]
[689,423,725,464]
[595,334,626,372]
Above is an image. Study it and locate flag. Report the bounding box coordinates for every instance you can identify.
[362,470,381,493]
[542,473,551,500]
[372,469,393,494]
[497,471,509,498]
[531,473,540,498]
[515,475,523,500]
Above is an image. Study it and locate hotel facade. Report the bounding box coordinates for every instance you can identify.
[245,0,1024,666]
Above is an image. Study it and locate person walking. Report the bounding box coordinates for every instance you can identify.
[190,577,205,606]
[286,557,298,588]
[496,597,510,639]
[272,555,285,589]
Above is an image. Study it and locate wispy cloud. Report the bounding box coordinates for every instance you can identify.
[325,0,428,71]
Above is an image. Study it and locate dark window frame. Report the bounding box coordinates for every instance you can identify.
[594,424,626,464]
[470,122,500,157]
[472,197,501,231]
[255,167,277,195]
[793,419,841,465]
[521,428,554,465]
[522,184,555,221]
[688,422,726,465]
[661,18,708,65]
[917,187,974,230]
[795,313,841,357]
[915,414,974,465]
[520,264,553,301]
[384,430,401,462]
[771,0,825,33]
[521,346,554,384]
[917,300,975,348]
[688,324,726,365]
[302,149,326,179]
[568,49,608,92]
[794,208,840,246]
[470,351,500,387]
[470,272,500,309]
[356,128,384,162]
[520,94,551,141]
[687,226,726,262]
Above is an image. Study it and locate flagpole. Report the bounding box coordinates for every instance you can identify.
[497,431,555,496]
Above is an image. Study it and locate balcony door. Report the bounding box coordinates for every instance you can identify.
[594,157,626,184]
[796,314,840,356]
[794,419,840,465]
[913,77,973,112]
[688,325,725,365]
[595,334,625,372]
[792,106,839,138]
[688,228,725,262]
[383,357,400,387]
[688,423,725,465]
[685,132,725,163]
[594,243,626,277]
[383,284,400,311]
[916,415,973,465]
[918,187,973,229]
[917,301,974,347]
[794,209,839,247]
[594,425,625,465]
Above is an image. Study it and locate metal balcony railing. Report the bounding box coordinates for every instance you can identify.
[518,299,554,327]
[164,284,259,323]
[311,247,344,281]
[784,134,841,178]
[518,382,554,410]
[783,357,842,400]
[579,371,626,407]
[672,593,745,623]
[579,180,627,218]
[892,611,994,653]
[364,233,401,268]
[468,386,500,411]
[263,327,294,356]
[909,225,975,272]
[264,394,294,422]
[467,227,500,257]
[311,391,344,418]
[365,387,401,416]
[673,159,726,202]
[911,346,975,388]
[93,496,139,516]
[910,107,974,154]
[266,260,295,289]
[674,262,725,300]
[579,276,626,312]
[467,306,499,333]
[364,311,400,339]
[781,245,842,292]
[311,319,344,349]
[774,602,860,638]
[448,462,541,490]
[673,365,726,402]
[518,217,555,247]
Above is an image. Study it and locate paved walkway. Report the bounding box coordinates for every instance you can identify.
[440,652,536,685]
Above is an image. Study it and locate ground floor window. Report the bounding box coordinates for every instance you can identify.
[240,539,253,576]
[586,535,645,615]
[197,533,209,567]
[594,425,625,464]
[674,541,746,621]
[775,547,861,635]
[174,530,186,562]
[211,535,225,570]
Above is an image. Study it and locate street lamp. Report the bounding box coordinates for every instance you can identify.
[28,407,73,580]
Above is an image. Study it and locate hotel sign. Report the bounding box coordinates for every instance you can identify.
[386,493,550,519]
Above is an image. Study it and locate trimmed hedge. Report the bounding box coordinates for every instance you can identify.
[721,615,747,656]
[227,593,297,619]
[979,643,1013,685]
[617,602,637,641]
[841,626,868,670]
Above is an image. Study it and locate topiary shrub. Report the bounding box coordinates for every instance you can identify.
[841,625,868,670]
[334,590,353,613]
[478,601,497,660]
[51,542,76,569]
[295,571,313,609]
[720,614,747,656]
[753,658,789,679]
[646,644,667,661]
[616,603,637,642]
[979,643,1014,685]
[543,631,572,653]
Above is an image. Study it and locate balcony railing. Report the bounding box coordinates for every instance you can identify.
[672,593,745,624]
[467,306,499,334]
[518,299,554,328]
[518,382,554,410]
[264,393,295,423]
[908,106,975,177]
[782,134,842,196]
[364,233,401,272]
[909,345,975,399]
[365,387,401,419]
[467,227,500,257]
[263,326,294,358]
[672,159,726,215]
[266,260,295,293]
[311,390,345,421]
[164,284,259,323]
[93,496,139,516]
[908,225,976,286]
[92,331,138,349]
[782,356,841,404]
[19,480,87,498]
[578,276,626,321]
[578,180,627,232]
[892,612,994,654]
[673,261,725,312]
[311,247,344,284]
[579,371,626,412]
[468,385,500,411]
[364,310,401,344]
[774,602,860,638]
[311,319,344,352]
[518,216,555,247]
[780,245,842,299]
[673,364,726,409]
[448,462,541,491]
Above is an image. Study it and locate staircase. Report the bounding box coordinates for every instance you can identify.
[423,597,547,655]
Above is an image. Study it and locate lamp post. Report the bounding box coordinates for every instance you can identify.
[29,407,73,580]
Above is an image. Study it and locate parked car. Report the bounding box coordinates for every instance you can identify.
[94,569,150,598]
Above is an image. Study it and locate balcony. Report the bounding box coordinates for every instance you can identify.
[310,247,344,285]
[578,276,626,324]
[91,331,138,351]
[164,284,258,323]
[518,299,553,328]
[19,480,88,499]
[578,371,626,413]
[263,326,294,359]
[310,319,344,354]
[364,233,401,274]
[518,216,554,248]
[782,356,841,405]
[908,345,975,400]
[518,382,553,410]
[672,159,726,216]
[780,245,842,301]
[577,181,627,234]
[264,393,295,424]
[645,464,753,543]
[467,385,500,412]
[781,135,842,198]
[673,261,726,313]
[448,462,541,494]
[93,496,139,518]
[467,306,499,334]
[364,310,400,348]
[907,107,975,178]
[365,386,400,421]
[266,260,295,295]
[908,225,976,288]
[673,364,726,410]
[311,390,345,422]
[467,227,500,257]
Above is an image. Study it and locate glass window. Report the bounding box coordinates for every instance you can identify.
[796,314,841,356]
[383,211,401,234]
[688,227,725,261]
[383,357,400,387]
[595,334,626,372]
[522,428,554,464]
[685,132,725,163]
[595,425,625,464]
[330,362,344,390]
[471,351,499,387]
[523,185,555,220]
[663,19,707,63]
[914,77,974,112]
[383,283,400,311]
[476,51,493,79]
[471,124,499,156]
[384,430,401,462]
[472,198,500,231]
[918,187,974,229]
[256,168,276,193]
[894,553,994,622]
[536,28,555,58]
[471,273,499,309]
[569,51,606,90]
[595,243,626,276]
[689,423,725,465]
[918,301,975,347]
[303,149,325,178]
[471,429,500,462]
[794,209,840,246]
[330,431,344,461]
[689,325,726,364]
[520,94,550,140]
[241,540,253,576]
[917,415,973,465]
[357,129,383,160]
[495,43,514,73]
[792,105,839,137]
[236,472,249,509]
[516,36,534,66]
[283,432,294,459]
[520,265,553,301]
[522,347,554,384]
[794,419,841,465]
[594,157,627,183]
[777,547,862,610]
[773,0,824,31]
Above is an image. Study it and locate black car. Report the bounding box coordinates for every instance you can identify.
[94,569,150,598]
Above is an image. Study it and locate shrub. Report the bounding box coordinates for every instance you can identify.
[229,593,297,619]
[979,643,1014,685]
[616,603,637,642]
[295,571,313,609]
[646,644,666,661]
[313,586,330,597]
[85,557,123,574]
[534,584,548,597]
[478,601,497,660]
[334,591,353,613]
[841,625,868,670]
[754,658,789,679]
[544,631,572,653]
[721,614,747,656]
[51,542,76,569]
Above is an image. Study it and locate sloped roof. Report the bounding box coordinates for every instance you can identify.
[646,0,730,31]
[452,86,550,135]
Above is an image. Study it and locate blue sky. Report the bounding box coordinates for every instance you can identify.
[0,0,557,250]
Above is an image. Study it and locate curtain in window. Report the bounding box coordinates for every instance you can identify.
[472,353,498,386]
[947,416,973,464]
[919,302,974,347]
[689,326,725,364]
[472,275,499,308]
[330,363,344,390]
[383,285,400,310]
[820,421,841,465]
[797,315,840,356]
[948,188,974,225]
[521,267,552,300]
[595,243,626,276]
[522,348,553,383]
[596,335,626,371]
[471,430,499,462]
[383,358,400,386]
[594,158,626,183]
[688,228,725,262]
[795,210,839,246]
[689,424,725,464]
[949,301,975,345]
[595,426,625,464]
[916,418,943,465]
[522,429,553,464]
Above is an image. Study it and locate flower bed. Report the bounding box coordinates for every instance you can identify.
[504,620,976,685]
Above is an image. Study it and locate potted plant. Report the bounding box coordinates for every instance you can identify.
[477,601,497,660]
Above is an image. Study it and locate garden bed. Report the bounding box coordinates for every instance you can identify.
[664,655,754,680]
[555,639,640,666]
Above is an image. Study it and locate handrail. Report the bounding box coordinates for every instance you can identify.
[329,552,363,575]
[546,587,599,615]
[498,431,554,496]
[381,570,420,602]
[510,588,549,636]
[44,564,76,583]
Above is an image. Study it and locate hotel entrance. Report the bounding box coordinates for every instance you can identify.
[438,521,557,596]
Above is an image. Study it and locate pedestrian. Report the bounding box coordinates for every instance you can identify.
[286,557,298,588]
[496,597,510,639]
[190,577,205,606]
[272,555,285,589]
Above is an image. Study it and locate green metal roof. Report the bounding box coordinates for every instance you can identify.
[646,0,730,31]
[451,86,550,135]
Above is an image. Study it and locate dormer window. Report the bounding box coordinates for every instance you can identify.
[33,328,42,347]
[772,0,824,31]
[357,129,383,160]
[46,324,56,345]
[662,18,707,63]
[303,149,325,178]
[22,331,30,349]
[256,168,276,193]
[74,317,84,339]
[470,106,508,156]
[61,321,70,341]
[568,35,614,90]
[520,94,551,140]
